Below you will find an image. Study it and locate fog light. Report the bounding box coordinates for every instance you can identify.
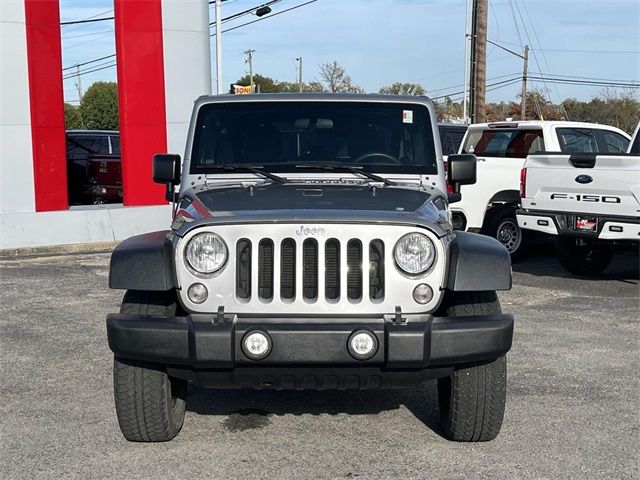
[242,331,272,360]
[187,283,208,304]
[348,330,378,360]
[413,284,433,304]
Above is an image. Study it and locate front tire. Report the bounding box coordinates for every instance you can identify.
[483,207,525,260]
[555,237,613,276]
[437,291,507,442]
[113,290,187,442]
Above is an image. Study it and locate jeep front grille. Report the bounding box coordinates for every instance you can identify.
[238,237,377,302]
[176,223,446,315]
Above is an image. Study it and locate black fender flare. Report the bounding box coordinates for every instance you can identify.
[109,231,176,291]
[488,189,520,206]
[446,231,512,291]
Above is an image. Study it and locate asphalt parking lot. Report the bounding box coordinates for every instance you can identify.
[1,243,638,480]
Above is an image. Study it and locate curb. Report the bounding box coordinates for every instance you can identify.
[0,241,118,260]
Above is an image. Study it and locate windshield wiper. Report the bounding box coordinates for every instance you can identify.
[295,164,395,186]
[206,164,288,184]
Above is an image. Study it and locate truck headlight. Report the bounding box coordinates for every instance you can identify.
[185,232,227,274]
[394,233,436,275]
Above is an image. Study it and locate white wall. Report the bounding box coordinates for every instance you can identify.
[0,205,172,249]
[161,0,212,157]
[0,1,35,214]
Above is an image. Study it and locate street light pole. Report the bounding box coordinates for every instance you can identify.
[244,49,255,92]
[215,0,223,94]
[296,57,303,92]
[484,39,529,120]
[521,45,529,120]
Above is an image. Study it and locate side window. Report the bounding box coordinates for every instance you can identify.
[463,129,543,158]
[556,128,598,153]
[630,132,640,155]
[439,132,456,155]
[597,130,629,153]
[110,135,121,155]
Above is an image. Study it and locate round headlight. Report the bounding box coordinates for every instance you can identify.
[185,232,228,274]
[394,233,436,275]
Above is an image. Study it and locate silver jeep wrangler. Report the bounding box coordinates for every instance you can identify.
[107,94,513,442]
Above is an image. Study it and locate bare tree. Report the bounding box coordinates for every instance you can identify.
[379,82,426,96]
[317,60,365,93]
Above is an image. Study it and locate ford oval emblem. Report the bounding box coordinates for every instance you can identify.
[575,174,593,184]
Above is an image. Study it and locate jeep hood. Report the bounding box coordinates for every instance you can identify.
[192,183,432,213]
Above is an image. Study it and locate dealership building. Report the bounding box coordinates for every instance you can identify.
[0,0,212,249]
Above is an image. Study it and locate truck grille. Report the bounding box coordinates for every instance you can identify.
[237,237,384,302]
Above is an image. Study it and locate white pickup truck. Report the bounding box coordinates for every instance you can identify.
[452,121,631,258]
[516,124,640,275]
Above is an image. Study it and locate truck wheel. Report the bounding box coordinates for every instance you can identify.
[555,237,613,276]
[437,291,507,442]
[113,290,187,442]
[483,207,525,260]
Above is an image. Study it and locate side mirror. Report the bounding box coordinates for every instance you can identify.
[153,153,181,185]
[447,154,476,203]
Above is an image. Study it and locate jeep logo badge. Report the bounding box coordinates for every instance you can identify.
[296,226,326,236]
[575,174,593,184]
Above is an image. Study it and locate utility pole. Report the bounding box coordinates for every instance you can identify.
[244,49,255,92]
[470,0,488,123]
[74,64,83,100]
[521,44,529,120]
[215,0,223,94]
[296,57,303,92]
[462,0,471,122]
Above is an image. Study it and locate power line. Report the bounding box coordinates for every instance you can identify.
[490,40,640,54]
[527,76,639,89]
[60,9,113,30]
[210,0,283,26]
[62,1,296,73]
[62,62,116,81]
[60,16,114,26]
[211,0,318,37]
[439,77,524,103]
[63,54,116,72]
[429,72,521,95]
[62,29,114,40]
[432,76,522,100]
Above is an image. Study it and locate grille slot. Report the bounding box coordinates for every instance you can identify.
[236,239,251,299]
[325,239,340,300]
[303,239,318,300]
[369,240,385,300]
[280,238,296,299]
[258,239,274,300]
[347,240,362,300]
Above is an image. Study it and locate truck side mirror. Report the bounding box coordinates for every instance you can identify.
[153,154,181,202]
[153,154,181,185]
[447,154,476,203]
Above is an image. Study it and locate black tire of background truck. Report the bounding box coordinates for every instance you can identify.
[482,206,526,260]
[437,291,507,442]
[555,237,614,276]
[113,290,187,442]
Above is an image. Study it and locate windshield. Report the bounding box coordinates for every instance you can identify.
[462,128,544,158]
[190,101,437,174]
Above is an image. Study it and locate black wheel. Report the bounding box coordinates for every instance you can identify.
[483,207,525,260]
[113,290,187,442]
[555,237,613,276]
[437,291,507,442]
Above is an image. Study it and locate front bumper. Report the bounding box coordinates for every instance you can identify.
[106,313,513,388]
[517,209,640,241]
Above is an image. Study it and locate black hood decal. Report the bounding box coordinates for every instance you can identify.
[195,183,431,213]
